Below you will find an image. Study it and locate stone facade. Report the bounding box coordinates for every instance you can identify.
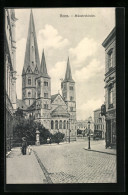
[5,9,17,152]
[93,108,106,139]
[18,10,77,141]
[102,27,116,148]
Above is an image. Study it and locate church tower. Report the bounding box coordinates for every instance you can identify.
[35,50,51,130]
[22,10,40,107]
[61,57,76,139]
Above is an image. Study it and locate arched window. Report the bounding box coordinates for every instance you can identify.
[28,77,31,85]
[63,120,66,129]
[55,120,58,129]
[59,120,62,129]
[67,121,69,129]
[28,91,31,97]
[51,120,54,129]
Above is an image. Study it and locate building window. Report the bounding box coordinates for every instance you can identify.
[70,96,74,101]
[63,120,66,129]
[44,81,48,86]
[108,50,113,69]
[44,104,48,109]
[38,80,40,86]
[44,93,48,98]
[70,107,73,112]
[28,91,31,97]
[69,86,73,90]
[51,120,54,129]
[28,77,31,85]
[108,87,113,108]
[63,93,67,99]
[55,120,58,129]
[63,85,66,90]
[59,120,62,129]
[37,92,40,98]
[35,79,36,85]
[67,121,69,129]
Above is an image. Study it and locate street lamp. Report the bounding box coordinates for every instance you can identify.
[88,120,91,149]
[57,128,59,144]
[69,119,71,143]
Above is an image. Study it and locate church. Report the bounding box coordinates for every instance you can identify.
[17,10,77,141]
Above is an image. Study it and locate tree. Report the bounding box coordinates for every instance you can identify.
[13,109,65,145]
[13,110,51,145]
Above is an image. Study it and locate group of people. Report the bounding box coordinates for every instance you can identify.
[21,137,32,155]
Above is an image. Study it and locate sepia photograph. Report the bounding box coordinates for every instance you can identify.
[5,8,117,185]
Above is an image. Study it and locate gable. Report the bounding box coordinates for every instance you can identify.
[51,94,66,106]
[26,65,33,73]
[51,105,70,118]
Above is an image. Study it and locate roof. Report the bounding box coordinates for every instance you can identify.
[51,105,70,118]
[51,94,59,103]
[63,57,75,83]
[16,99,28,110]
[102,27,116,48]
[23,10,40,74]
[26,101,36,111]
[39,50,50,78]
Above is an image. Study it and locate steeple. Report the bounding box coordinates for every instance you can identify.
[40,50,50,78]
[64,57,74,82]
[23,9,40,74]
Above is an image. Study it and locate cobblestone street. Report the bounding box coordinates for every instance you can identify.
[33,140,117,183]
[6,140,116,184]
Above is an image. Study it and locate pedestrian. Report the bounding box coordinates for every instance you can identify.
[27,145,32,155]
[22,137,27,155]
[49,137,51,144]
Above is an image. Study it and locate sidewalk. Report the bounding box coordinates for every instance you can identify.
[6,147,47,184]
[84,140,116,155]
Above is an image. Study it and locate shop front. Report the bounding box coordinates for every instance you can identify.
[105,109,116,148]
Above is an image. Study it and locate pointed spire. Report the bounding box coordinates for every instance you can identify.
[64,57,74,82]
[40,50,50,78]
[23,9,40,74]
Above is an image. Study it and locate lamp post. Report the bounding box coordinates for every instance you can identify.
[88,120,91,149]
[68,119,70,143]
[58,128,59,144]
[35,128,40,146]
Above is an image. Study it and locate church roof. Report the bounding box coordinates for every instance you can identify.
[26,101,36,111]
[39,50,50,78]
[51,94,59,103]
[16,99,28,110]
[22,10,40,74]
[63,57,74,83]
[51,105,70,118]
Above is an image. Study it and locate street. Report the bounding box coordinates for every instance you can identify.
[34,140,116,183]
[6,139,117,184]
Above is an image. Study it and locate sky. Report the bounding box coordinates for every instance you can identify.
[15,8,115,120]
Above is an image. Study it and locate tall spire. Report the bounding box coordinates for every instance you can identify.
[40,50,50,78]
[23,9,40,73]
[64,57,74,82]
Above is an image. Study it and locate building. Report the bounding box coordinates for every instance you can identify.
[93,108,106,139]
[77,116,94,134]
[102,27,116,148]
[17,10,77,141]
[5,9,17,152]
